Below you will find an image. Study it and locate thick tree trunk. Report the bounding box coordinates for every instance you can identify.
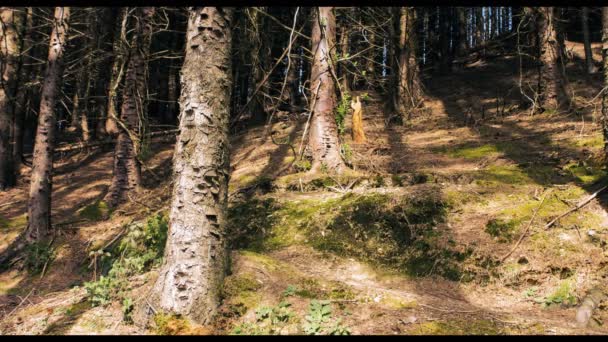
[309,7,345,173]
[26,7,70,241]
[536,7,568,113]
[582,7,597,74]
[151,7,233,325]
[602,7,608,157]
[0,7,22,190]
[104,7,154,208]
[395,7,423,119]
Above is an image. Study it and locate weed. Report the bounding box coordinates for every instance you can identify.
[24,242,55,275]
[303,300,350,335]
[335,92,352,136]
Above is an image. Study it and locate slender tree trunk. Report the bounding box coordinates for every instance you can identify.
[0,7,23,190]
[602,7,608,157]
[396,7,423,119]
[536,7,567,113]
[457,7,467,56]
[105,7,128,136]
[93,7,115,139]
[150,7,233,325]
[104,7,154,208]
[12,7,32,176]
[26,7,70,241]
[438,8,451,74]
[475,7,483,49]
[339,25,350,94]
[309,7,344,173]
[582,7,597,74]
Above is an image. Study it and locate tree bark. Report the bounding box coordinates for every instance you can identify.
[105,7,128,136]
[104,7,154,208]
[395,7,423,119]
[582,7,597,74]
[309,7,345,173]
[151,7,233,325]
[536,7,568,113]
[26,7,70,241]
[602,7,608,157]
[0,7,22,190]
[93,7,116,139]
[457,7,467,56]
[12,7,32,177]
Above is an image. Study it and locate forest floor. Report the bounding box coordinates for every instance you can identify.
[1,41,608,335]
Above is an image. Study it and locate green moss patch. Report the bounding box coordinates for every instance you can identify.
[78,201,111,221]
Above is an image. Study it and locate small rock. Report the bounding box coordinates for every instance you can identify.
[588,230,597,236]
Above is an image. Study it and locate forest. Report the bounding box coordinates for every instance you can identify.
[1,6,608,335]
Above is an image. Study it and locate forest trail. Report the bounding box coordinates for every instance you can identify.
[1,41,608,335]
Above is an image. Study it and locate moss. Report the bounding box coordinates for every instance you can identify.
[444,144,500,160]
[409,319,503,335]
[562,161,607,185]
[221,273,263,313]
[571,135,603,150]
[0,213,27,231]
[485,219,517,243]
[153,313,211,335]
[78,201,110,221]
[474,165,532,186]
[380,295,417,310]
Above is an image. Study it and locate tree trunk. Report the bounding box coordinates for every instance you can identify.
[457,7,467,56]
[396,7,423,119]
[475,7,483,48]
[93,7,115,139]
[536,7,567,113]
[582,7,597,74]
[309,7,344,173]
[12,7,32,177]
[438,8,451,74]
[105,7,128,136]
[602,7,608,157]
[26,7,70,241]
[339,25,350,94]
[151,7,233,325]
[0,7,23,190]
[104,7,154,208]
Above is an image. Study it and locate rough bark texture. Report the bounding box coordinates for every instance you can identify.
[93,8,116,139]
[12,7,32,176]
[537,7,567,113]
[582,7,597,74]
[309,7,345,173]
[151,7,233,325]
[602,7,608,157]
[0,7,22,190]
[104,7,154,208]
[27,7,70,240]
[105,7,127,136]
[396,7,423,119]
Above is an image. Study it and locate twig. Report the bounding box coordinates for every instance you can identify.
[419,303,481,314]
[3,289,34,321]
[500,189,551,263]
[545,185,608,229]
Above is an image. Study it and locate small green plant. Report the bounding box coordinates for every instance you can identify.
[302,300,350,335]
[540,280,577,307]
[294,159,312,172]
[485,219,517,243]
[360,92,370,101]
[231,301,295,335]
[122,297,134,323]
[335,92,352,136]
[24,242,55,275]
[84,213,169,307]
[341,143,353,165]
[282,285,298,298]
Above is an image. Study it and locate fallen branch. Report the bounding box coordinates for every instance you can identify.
[545,185,608,230]
[500,189,551,263]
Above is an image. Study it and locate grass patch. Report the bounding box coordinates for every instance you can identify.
[0,213,27,231]
[78,201,111,221]
[562,160,607,185]
[229,190,471,281]
[485,219,517,243]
